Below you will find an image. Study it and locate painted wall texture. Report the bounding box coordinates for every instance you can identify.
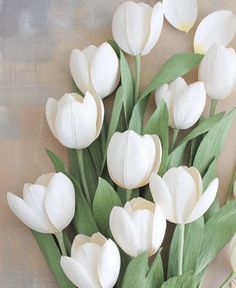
[0,0,235,287]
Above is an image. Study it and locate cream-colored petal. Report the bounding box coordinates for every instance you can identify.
[35,172,55,186]
[151,204,166,254]
[109,206,139,257]
[70,49,90,94]
[97,239,120,287]
[194,10,236,54]
[71,234,91,259]
[229,234,236,272]
[45,98,58,137]
[90,232,107,246]
[91,42,120,98]
[45,172,75,232]
[7,192,53,233]
[60,256,99,288]
[142,2,163,55]
[187,178,219,223]
[163,0,198,33]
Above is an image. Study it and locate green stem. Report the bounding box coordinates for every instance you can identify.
[171,129,179,151]
[219,272,236,288]
[209,99,218,117]
[55,232,67,256]
[178,224,185,276]
[77,149,92,206]
[134,55,141,102]
[126,189,132,201]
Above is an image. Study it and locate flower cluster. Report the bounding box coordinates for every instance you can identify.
[7,1,236,288]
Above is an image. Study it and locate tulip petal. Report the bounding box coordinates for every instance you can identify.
[7,192,52,233]
[163,0,198,33]
[126,2,152,55]
[60,256,98,288]
[184,167,203,197]
[149,173,175,222]
[112,2,133,55]
[71,235,91,259]
[55,94,97,149]
[149,135,162,176]
[187,178,218,223]
[142,2,163,55]
[94,95,104,139]
[194,10,236,54]
[163,167,198,223]
[46,98,58,137]
[109,206,139,257]
[229,234,236,272]
[90,232,107,246]
[97,239,120,288]
[91,43,119,98]
[45,173,75,232]
[35,173,55,186]
[23,183,56,232]
[173,81,206,129]
[152,204,166,254]
[70,49,90,94]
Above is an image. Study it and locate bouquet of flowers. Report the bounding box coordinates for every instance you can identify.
[7,1,236,287]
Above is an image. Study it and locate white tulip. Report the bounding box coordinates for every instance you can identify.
[229,234,236,272]
[150,166,219,224]
[107,130,162,190]
[163,0,198,33]
[46,92,104,149]
[70,42,120,99]
[7,172,75,233]
[112,1,163,56]
[109,197,166,257]
[60,232,120,288]
[155,77,206,129]
[194,10,236,54]
[199,45,236,100]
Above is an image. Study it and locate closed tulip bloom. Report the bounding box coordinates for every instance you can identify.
[70,43,120,99]
[112,1,163,56]
[150,167,219,224]
[7,172,75,233]
[109,198,166,257]
[60,232,120,288]
[46,92,104,149]
[107,130,162,190]
[199,44,236,100]
[155,77,206,129]
[229,234,236,272]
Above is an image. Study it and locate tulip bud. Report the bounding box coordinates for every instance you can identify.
[229,234,236,272]
[7,172,75,234]
[199,44,236,100]
[70,42,120,99]
[150,166,219,224]
[109,198,166,257]
[46,92,104,149]
[60,232,120,288]
[107,130,162,189]
[155,77,206,129]
[112,1,163,56]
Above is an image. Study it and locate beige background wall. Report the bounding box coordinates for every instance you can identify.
[0,0,235,287]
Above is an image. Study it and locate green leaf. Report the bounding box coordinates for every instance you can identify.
[107,86,124,145]
[203,159,219,221]
[120,51,134,123]
[177,112,225,147]
[32,231,75,288]
[168,219,204,278]
[93,178,122,236]
[46,149,66,173]
[161,272,196,288]
[167,142,188,169]
[196,200,236,274]
[129,53,203,133]
[122,252,149,288]
[145,253,164,288]
[68,149,80,180]
[193,108,236,175]
[144,101,169,175]
[107,39,120,58]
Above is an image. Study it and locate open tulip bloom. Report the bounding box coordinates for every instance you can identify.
[7,1,236,288]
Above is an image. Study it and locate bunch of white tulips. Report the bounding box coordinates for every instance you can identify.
[7,1,236,288]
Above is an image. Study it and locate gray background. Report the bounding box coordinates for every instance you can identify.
[0,0,235,287]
